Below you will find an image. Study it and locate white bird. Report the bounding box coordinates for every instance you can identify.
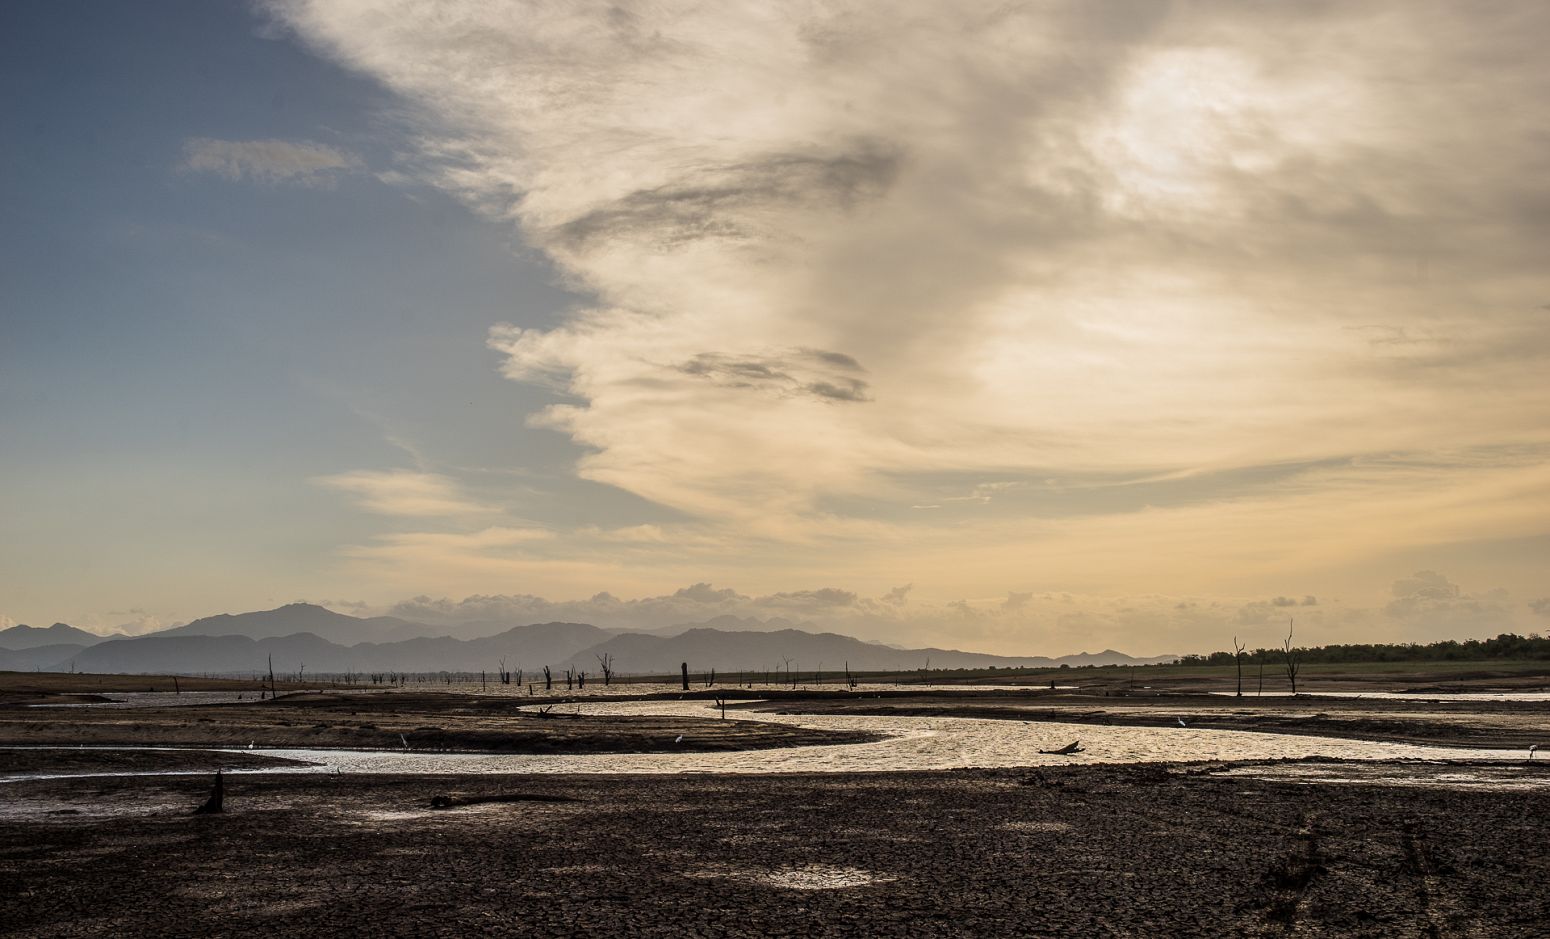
[675,735,685,744]
[1177,718,1188,728]
[248,741,254,750]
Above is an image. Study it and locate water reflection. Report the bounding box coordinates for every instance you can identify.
[231,699,1525,775]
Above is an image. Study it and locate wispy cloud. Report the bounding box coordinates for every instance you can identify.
[312,469,490,517]
[181,136,358,186]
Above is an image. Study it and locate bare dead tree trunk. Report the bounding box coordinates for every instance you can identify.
[268,654,277,700]
[1233,636,1246,697]
[681,662,690,691]
[544,665,552,691]
[193,770,224,815]
[1283,619,1300,695]
[596,653,613,686]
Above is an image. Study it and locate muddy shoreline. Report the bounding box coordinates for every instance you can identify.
[0,691,880,755]
[4,765,1547,937]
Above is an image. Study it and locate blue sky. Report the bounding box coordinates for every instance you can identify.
[1,2,637,621]
[3,2,1548,654]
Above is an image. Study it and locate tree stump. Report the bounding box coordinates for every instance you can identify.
[193,770,225,814]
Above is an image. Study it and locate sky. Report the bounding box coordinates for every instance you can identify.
[2,1,1548,655]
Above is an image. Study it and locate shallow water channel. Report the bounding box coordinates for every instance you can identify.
[12,698,1525,782]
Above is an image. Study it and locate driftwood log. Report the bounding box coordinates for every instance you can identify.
[1038,740,1085,755]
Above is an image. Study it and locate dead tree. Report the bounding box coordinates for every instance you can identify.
[713,694,728,719]
[704,668,715,688]
[565,668,574,691]
[681,661,690,692]
[268,654,278,700]
[1257,652,1265,696]
[1233,636,1246,697]
[596,653,614,686]
[577,670,586,690]
[543,665,553,691]
[193,770,225,815]
[498,658,511,685]
[1283,619,1301,695]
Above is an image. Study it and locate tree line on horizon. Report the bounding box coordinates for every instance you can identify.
[1175,632,1550,666]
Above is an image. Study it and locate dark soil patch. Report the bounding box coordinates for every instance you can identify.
[1,766,1545,937]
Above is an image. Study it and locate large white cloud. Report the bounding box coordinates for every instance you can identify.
[271,1,1550,646]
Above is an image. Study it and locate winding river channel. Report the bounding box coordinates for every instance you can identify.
[9,698,1529,782]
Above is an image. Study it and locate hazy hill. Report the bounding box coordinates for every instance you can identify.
[0,643,92,671]
[20,602,1173,675]
[564,627,1062,674]
[349,622,611,673]
[158,603,437,645]
[58,621,616,676]
[66,632,355,676]
[0,622,112,650]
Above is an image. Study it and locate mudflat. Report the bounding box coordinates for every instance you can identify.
[0,691,879,755]
[3,765,1547,938]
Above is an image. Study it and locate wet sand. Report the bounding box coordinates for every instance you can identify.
[4,765,1547,938]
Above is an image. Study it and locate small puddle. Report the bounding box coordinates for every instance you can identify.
[690,863,896,890]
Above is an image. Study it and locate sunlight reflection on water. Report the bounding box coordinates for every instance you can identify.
[227,699,1526,776]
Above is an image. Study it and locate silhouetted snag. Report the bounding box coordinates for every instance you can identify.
[193,770,224,814]
[1233,636,1246,697]
[713,694,727,719]
[1038,740,1085,755]
[543,665,552,691]
[596,653,613,686]
[1283,619,1301,695]
[681,662,689,692]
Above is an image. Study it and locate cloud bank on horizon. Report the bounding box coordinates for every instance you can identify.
[215,0,1550,650]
